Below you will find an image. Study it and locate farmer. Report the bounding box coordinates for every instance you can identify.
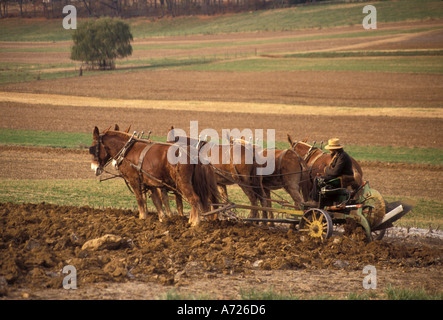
[308,138,354,205]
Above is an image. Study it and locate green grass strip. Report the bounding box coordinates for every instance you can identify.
[1,128,442,165]
[0,128,166,149]
[0,128,91,149]
[179,56,443,73]
[0,179,138,210]
[285,50,443,58]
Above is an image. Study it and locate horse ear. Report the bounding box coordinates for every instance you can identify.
[124,125,131,133]
[302,137,308,143]
[93,126,100,139]
[114,124,120,131]
[166,126,174,142]
[287,134,294,146]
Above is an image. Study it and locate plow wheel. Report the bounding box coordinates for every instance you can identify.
[299,208,333,240]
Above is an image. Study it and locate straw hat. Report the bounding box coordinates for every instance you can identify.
[325,138,344,150]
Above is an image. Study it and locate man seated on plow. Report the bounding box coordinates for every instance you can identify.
[306,138,354,207]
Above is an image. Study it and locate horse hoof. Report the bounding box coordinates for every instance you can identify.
[189,219,200,227]
[158,214,167,223]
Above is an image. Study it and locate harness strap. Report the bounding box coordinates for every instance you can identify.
[114,134,136,167]
[308,151,324,170]
[303,147,317,162]
[133,143,154,172]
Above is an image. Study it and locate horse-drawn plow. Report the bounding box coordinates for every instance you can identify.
[91,126,413,242]
[204,181,413,242]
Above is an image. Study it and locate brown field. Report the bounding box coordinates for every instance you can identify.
[4,69,443,109]
[1,99,442,148]
[0,20,442,300]
[1,202,442,300]
[2,20,443,63]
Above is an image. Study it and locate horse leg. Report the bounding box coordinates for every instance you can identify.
[218,184,229,202]
[179,186,202,226]
[241,186,260,219]
[134,185,147,219]
[209,189,220,221]
[173,172,200,226]
[175,193,184,216]
[160,188,173,217]
[284,179,303,210]
[150,188,167,222]
[186,194,203,226]
[261,188,273,220]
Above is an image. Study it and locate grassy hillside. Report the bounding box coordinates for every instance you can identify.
[131,0,443,38]
[0,0,442,41]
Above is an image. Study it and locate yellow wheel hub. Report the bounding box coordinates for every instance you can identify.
[307,219,325,238]
[299,209,332,239]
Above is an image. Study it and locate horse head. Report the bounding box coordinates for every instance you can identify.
[287,134,311,156]
[89,126,112,176]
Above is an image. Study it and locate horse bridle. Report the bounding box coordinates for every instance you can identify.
[89,133,137,176]
[89,134,109,175]
[89,136,100,161]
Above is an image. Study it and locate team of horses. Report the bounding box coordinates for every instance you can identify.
[89,125,363,226]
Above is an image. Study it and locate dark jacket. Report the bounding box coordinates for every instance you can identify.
[324,149,354,179]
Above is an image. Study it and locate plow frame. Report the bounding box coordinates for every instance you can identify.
[207,181,411,242]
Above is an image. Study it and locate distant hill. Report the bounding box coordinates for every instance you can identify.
[1,0,442,41]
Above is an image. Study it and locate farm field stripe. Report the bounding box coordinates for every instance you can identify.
[0,91,442,119]
[1,131,442,166]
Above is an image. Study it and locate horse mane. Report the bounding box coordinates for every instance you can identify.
[102,129,131,137]
[296,141,312,148]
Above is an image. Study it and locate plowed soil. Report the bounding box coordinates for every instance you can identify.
[0,202,441,299]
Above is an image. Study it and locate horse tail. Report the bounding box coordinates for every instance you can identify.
[192,163,220,212]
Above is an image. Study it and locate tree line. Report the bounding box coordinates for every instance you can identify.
[1,0,326,19]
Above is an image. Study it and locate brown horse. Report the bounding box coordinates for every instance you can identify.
[89,126,220,226]
[287,135,363,187]
[167,127,267,219]
[113,124,185,218]
[258,148,311,218]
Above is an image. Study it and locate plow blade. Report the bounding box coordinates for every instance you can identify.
[373,200,414,231]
